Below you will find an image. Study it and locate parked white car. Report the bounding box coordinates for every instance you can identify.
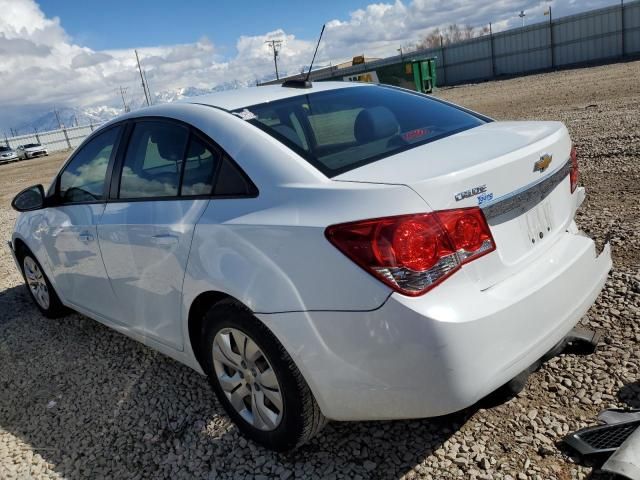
[16,143,48,159]
[0,145,18,163]
[9,82,611,451]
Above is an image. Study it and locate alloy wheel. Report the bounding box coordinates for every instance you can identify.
[23,256,50,310]
[212,327,284,431]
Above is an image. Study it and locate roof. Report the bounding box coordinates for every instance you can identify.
[179,81,369,111]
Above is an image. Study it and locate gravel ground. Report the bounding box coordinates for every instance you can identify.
[1,60,639,480]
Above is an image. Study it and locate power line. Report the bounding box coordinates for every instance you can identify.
[265,39,283,80]
[119,86,130,112]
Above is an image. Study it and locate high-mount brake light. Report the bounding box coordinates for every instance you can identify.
[570,146,579,193]
[325,208,496,296]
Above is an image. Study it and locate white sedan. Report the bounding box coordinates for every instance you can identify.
[16,143,48,159]
[9,82,611,451]
[0,146,18,163]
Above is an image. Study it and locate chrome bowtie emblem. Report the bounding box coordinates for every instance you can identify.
[534,154,552,173]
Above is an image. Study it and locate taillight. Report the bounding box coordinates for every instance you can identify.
[325,208,496,296]
[570,146,579,193]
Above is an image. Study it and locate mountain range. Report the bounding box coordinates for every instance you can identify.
[16,79,255,135]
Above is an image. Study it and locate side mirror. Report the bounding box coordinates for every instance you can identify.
[11,184,45,212]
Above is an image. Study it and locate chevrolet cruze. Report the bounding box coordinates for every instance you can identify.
[9,82,611,450]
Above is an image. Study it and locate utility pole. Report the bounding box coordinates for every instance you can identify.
[143,69,153,104]
[397,45,403,60]
[545,7,554,67]
[489,23,496,77]
[135,49,151,106]
[519,10,526,28]
[53,108,62,129]
[621,0,625,57]
[440,35,447,85]
[119,86,130,112]
[265,39,283,80]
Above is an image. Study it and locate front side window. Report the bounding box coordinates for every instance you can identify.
[237,85,486,177]
[59,126,121,203]
[119,121,189,199]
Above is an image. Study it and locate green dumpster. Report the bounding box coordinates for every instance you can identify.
[411,59,437,94]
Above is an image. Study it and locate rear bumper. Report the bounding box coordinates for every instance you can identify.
[259,229,612,421]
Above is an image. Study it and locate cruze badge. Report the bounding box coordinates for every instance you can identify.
[455,185,487,202]
[534,154,552,173]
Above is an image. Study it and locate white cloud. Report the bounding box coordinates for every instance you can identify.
[0,0,615,132]
[71,51,113,69]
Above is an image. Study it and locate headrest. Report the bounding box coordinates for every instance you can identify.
[189,140,207,157]
[273,124,304,149]
[354,106,399,143]
[151,130,185,161]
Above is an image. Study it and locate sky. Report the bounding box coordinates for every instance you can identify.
[0,0,617,131]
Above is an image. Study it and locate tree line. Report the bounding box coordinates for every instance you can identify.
[416,24,490,49]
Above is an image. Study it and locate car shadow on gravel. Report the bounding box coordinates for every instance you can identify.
[617,381,640,408]
[0,283,484,479]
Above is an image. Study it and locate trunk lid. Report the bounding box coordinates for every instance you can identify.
[334,121,576,289]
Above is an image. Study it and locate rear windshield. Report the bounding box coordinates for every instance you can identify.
[235,85,487,177]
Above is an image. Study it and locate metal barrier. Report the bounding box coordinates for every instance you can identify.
[265,1,640,87]
[3,123,102,154]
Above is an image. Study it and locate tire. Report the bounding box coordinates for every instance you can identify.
[18,248,67,318]
[201,299,327,451]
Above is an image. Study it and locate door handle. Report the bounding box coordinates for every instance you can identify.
[78,231,94,242]
[150,233,179,246]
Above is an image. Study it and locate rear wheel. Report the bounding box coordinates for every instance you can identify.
[202,299,326,451]
[19,250,67,318]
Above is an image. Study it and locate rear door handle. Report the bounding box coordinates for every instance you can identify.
[78,231,94,242]
[150,233,179,246]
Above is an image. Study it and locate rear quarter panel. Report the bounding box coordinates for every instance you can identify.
[182,180,431,314]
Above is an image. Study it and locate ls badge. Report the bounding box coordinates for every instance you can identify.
[534,154,552,173]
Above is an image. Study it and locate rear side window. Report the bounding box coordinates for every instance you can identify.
[119,121,188,199]
[181,137,220,196]
[236,85,486,177]
[214,156,256,196]
[115,120,253,199]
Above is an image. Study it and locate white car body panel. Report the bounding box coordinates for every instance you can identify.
[10,82,611,422]
[260,230,610,420]
[16,204,120,318]
[98,199,209,350]
[335,121,576,290]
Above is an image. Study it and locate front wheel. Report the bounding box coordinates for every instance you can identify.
[202,299,327,451]
[20,252,67,318]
